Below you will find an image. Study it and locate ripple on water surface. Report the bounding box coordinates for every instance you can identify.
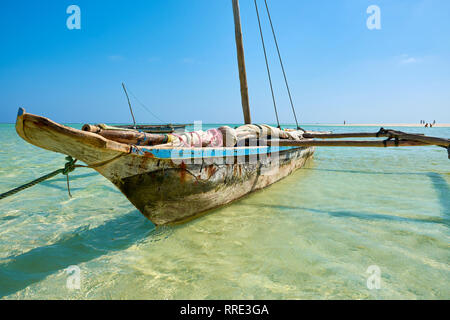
[0,124,449,299]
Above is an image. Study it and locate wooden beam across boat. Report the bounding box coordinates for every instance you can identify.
[81,124,168,146]
[303,131,424,139]
[302,128,449,148]
[265,139,429,148]
[381,129,449,148]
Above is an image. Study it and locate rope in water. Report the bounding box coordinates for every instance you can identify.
[0,156,77,200]
[0,153,125,201]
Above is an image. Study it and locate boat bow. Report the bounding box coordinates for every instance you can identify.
[15,108,130,166]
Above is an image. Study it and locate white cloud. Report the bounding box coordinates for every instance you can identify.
[401,57,418,64]
[398,54,421,65]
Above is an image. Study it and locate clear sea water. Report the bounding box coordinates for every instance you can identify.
[0,123,448,299]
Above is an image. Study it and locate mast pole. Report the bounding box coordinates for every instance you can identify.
[232,0,251,124]
[122,82,137,129]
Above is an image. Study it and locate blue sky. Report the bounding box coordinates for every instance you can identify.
[1,0,449,124]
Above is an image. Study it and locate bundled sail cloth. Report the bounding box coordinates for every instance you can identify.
[165,124,304,148]
[169,128,223,147]
[82,123,305,148]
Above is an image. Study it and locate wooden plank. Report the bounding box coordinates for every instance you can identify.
[116,124,191,129]
[265,139,429,147]
[302,128,448,148]
[82,124,168,146]
[232,0,251,124]
[303,132,424,139]
[383,129,449,148]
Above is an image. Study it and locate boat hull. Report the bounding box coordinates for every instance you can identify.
[115,147,314,224]
[15,109,314,225]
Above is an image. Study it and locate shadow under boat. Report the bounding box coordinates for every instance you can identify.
[426,172,450,218]
[303,168,449,217]
[247,204,449,227]
[0,211,167,298]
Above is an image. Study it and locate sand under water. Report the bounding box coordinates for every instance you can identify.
[0,123,448,299]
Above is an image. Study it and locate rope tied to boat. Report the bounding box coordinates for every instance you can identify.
[0,156,75,200]
[0,153,126,201]
[62,156,77,198]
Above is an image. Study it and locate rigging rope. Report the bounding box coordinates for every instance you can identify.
[126,87,165,124]
[263,0,303,131]
[254,0,281,128]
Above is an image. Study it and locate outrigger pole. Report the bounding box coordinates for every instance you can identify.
[263,128,450,159]
[232,0,252,124]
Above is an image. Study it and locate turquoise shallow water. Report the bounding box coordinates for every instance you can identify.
[0,123,449,299]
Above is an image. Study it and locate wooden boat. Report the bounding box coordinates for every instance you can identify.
[14,0,315,225]
[16,108,314,225]
[114,124,192,134]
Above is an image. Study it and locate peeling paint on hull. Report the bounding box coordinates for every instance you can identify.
[115,147,314,225]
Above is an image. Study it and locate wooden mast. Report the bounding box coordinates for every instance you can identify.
[122,83,137,129]
[232,0,251,124]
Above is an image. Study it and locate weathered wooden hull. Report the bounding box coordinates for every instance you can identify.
[116,147,313,224]
[115,124,190,134]
[15,109,314,225]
